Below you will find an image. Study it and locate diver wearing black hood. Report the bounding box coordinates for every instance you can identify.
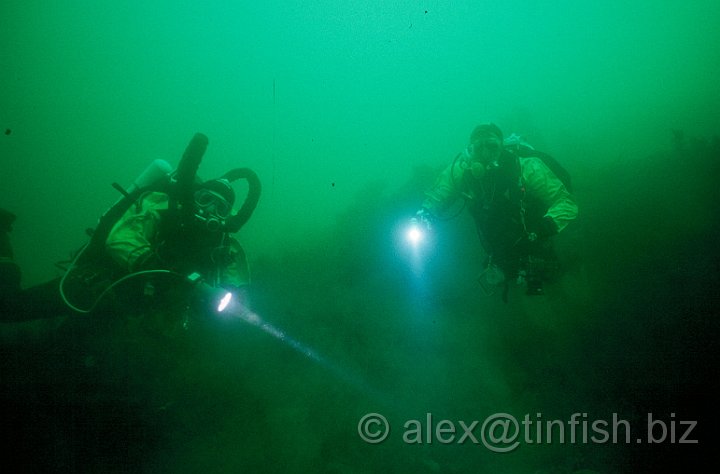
[0,134,261,321]
[88,133,261,314]
[416,123,578,298]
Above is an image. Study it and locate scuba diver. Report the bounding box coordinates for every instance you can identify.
[414,123,578,299]
[0,209,20,303]
[1,133,261,323]
[0,209,69,321]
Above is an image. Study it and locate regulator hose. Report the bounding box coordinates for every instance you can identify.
[221,167,261,233]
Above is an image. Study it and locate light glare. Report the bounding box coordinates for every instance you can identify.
[407,226,423,246]
[217,292,233,312]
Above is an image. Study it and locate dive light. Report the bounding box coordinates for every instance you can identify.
[186,272,234,314]
[406,218,425,248]
[406,210,432,250]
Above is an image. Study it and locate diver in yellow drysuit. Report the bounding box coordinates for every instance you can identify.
[2,134,260,321]
[417,123,578,295]
[105,178,250,292]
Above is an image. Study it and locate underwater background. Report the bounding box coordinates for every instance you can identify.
[1,1,718,472]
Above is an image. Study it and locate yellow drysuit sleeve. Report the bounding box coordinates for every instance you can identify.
[421,154,466,217]
[105,192,168,273]
[520,157,578,232]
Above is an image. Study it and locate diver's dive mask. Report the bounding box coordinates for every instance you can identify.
[469,139,501,158]
[465,138,502,178]
[193,180,235,231]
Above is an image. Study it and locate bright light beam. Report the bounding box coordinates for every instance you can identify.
[406,225,423,247]
[400,219,430,277]
[221,300,386,404]
[217,292,233,312]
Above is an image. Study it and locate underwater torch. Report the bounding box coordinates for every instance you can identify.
[398,210,434,276]
[186,272,235,315]
[406,218,426,249]
[405,210,432,250]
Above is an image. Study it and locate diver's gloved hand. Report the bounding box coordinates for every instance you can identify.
[527,217,558,242]
[412,208,433,231]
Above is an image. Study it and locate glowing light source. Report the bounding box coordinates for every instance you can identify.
[217,291,233,312]
[406,225,423,247]
[195,280,384,404]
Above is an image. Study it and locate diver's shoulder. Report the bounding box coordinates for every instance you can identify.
[518,154,544,164]
[518,155,549,172]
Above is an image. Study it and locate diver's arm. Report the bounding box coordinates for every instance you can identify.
[521,157,578,233]
[105,215,155,272]
[105,192,168,272]
[421,159,464,218]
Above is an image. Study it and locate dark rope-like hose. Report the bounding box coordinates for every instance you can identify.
[222,168,261,233]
